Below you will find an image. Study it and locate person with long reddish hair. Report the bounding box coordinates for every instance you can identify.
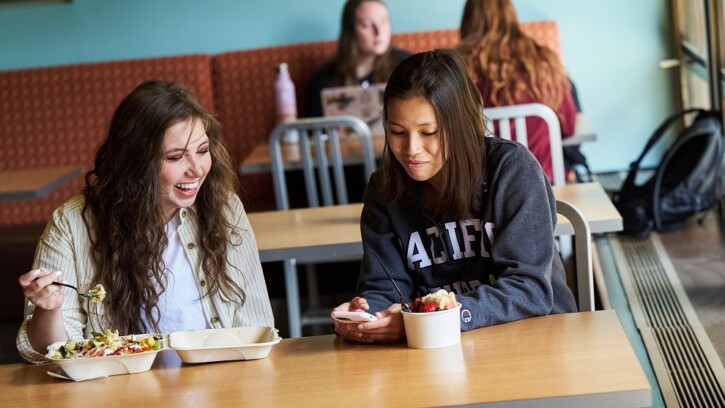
[458,0,577,183]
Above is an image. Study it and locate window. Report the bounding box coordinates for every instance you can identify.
[671,0,723,114]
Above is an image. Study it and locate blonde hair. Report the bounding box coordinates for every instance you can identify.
[329,0,397,86]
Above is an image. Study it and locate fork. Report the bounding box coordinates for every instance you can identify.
[51,282,94,300]
[371,251,412,312]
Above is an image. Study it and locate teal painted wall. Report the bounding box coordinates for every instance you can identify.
[0,0,676,172]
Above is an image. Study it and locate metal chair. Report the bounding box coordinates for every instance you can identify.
[485,103,573,266]
[269,115,375,337]
[556,199,594,312]
[483,103,566,186]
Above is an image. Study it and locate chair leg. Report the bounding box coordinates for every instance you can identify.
[558,235,573,261]
[305,264,320,309]
[304,264,325,335]
[558,235,577,302]
[591,240,610,310]
[284,259,302,338]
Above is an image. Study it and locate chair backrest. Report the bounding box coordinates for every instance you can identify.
[269,115,375,210]
[556,199,594,312]
[483,103,566,186]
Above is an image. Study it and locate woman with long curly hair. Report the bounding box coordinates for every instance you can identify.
[17,80,273,363]
[458,0,577,183]
[305,0,410,118]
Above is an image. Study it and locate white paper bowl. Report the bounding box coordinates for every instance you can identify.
[46,333,163,381]
[401,303,461,349]
[168,326,281,363]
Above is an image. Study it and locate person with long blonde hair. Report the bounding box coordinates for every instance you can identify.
[459,0,576,183]
[17,80,273,363]
[306,0,410,118]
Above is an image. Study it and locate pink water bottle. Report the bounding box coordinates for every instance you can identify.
[275,63,299,143]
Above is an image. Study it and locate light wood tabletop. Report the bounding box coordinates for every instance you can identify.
[241,133,386,175]
[566,112,596,145]
[250,201,364,263]
[240,113,595,175]
[1,310,651,407]
[552,181,622,235]
[0,165,83,202]
[249,181,621,339]
[249,182,622,263]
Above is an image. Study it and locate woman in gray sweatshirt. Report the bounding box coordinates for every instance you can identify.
[332,49,576,343]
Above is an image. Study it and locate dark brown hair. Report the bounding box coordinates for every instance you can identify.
[83,80,245,334]
[381,49,486,218]
[329,0,397,86]
[458,0,570,109]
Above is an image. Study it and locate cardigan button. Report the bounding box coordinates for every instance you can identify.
[187,243,195,249]
[200,280,206,287]
[210,316,219,324]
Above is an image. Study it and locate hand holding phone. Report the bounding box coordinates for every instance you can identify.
[331,311,378,322]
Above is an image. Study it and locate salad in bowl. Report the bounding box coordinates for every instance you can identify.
[46,329,164,381]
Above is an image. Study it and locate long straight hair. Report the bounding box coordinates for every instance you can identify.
[83,80,245,334]
[458,0,569,109]
[329,0,397,86]
[381,49,486,218]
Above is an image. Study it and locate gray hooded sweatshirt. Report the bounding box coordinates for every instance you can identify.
[358,137,577,331]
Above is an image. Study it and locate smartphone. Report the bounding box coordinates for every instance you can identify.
[331,311,378,322]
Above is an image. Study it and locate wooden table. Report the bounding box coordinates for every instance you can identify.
[552,181,622,235]
[0,166,83,201]
[566,112,596,145]
[1,310,651,407]
[250,182,622,263]
[240,113,595,175]
[250,182,622,338]
[241,133,386,175]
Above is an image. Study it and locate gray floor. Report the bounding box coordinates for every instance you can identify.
[657,209,725,365]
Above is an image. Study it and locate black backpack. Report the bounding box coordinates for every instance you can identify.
[613,109,725,237]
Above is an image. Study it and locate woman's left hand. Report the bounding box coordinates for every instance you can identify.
[338,303,405,343]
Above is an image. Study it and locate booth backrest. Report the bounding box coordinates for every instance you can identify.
[0,21,561,225]
[214,22,560,210]
[0,55,215,227]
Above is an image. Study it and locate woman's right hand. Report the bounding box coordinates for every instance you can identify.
[332,297,372,342]
[332,297,405,343]
[18,268,64,311]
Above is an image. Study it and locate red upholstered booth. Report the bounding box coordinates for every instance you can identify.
[212,24,559,211]
[0,55,215,228]
[1,23,561,224]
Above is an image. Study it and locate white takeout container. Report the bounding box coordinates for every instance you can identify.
[402,303,461,349]
[168,326,281,363]
[46,333,163,381]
